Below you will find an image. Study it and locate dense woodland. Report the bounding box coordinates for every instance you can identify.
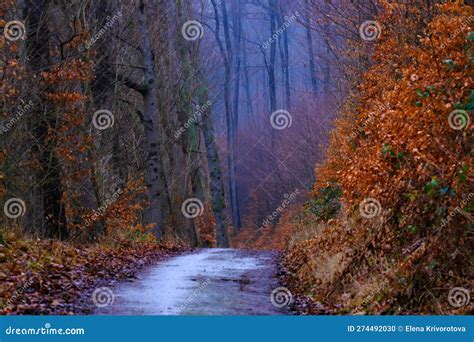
[0,0,472,315]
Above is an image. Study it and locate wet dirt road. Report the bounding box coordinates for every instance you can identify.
[95,248,290,315]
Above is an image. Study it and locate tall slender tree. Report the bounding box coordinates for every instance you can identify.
[116,0,170,237]
[26,0,68,239]
[211,0,242,231]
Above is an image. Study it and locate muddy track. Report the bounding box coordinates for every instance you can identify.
[95,248,290,315]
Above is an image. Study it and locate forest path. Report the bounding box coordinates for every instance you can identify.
[95,248,289,315]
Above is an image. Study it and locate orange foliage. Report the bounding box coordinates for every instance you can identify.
[195,203,217,247]
[296,3,473,314]
[255,3,472,314]
[40,55,146,239]
[231,207,300,250]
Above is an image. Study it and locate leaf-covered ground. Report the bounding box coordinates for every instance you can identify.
[0,232,184,315]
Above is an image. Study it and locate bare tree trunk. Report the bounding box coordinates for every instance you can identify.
[277,2,291,109]
[268,0,277,114]
[221,0,242,231]
[175,0,201,246]
[212,0,242,231]
[83,0,119,238]
[304,0,318,93]
[138,0,167,237]
[266,0,285,201]
[26,0,68,239]
[232,0,242,130]
[242,46,254,119]
[197,77,230,247]
[324,39,331,91]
